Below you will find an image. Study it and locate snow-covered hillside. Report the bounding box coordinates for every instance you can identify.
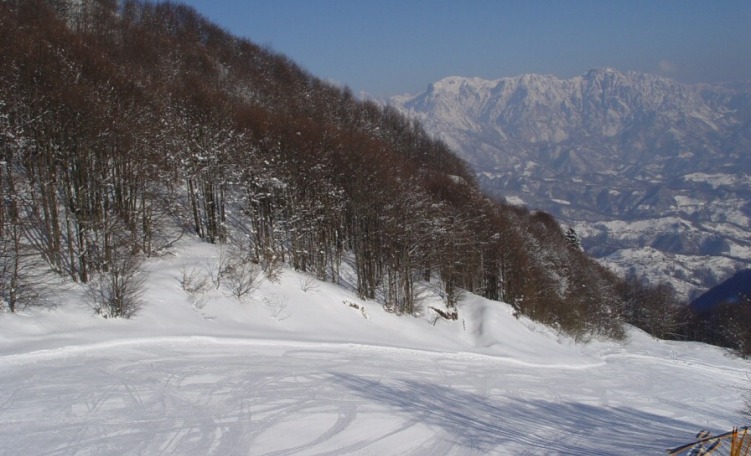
[1,238,748,455]
[390,69,751,299]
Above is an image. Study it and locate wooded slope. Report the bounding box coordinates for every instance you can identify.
[0,0,650,340]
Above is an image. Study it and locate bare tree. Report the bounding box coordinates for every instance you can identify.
[87,225,145,319]
[222,252,261,301]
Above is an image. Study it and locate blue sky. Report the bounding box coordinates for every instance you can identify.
[178,0,751,97]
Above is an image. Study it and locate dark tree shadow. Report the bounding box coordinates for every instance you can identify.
[330,372,713,455]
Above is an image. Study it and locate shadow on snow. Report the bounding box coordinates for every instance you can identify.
[330,371,703,455]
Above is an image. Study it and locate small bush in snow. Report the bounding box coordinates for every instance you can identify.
[223,258,261,301]
[87,253,144,319]
[199,244,262,301]
[179,266,210,309]
[299,275,319,293]
[261,249,283,283]
[264,296,288,321]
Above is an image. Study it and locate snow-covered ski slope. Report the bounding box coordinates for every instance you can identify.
[1,239,748,455]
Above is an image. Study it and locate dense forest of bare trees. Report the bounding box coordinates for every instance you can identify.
[680,296,751,357]
[1,0,693,341]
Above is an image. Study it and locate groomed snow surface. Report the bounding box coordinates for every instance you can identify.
[1,238,749,455]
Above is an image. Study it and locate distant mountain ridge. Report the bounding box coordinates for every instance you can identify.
[391,69,751,299]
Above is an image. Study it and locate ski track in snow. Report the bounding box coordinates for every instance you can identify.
[0,336,606,370]
[0,337,746,455]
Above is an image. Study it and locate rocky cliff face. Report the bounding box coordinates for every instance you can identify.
[391,69,751,299]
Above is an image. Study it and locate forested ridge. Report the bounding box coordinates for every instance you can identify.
[1,0,687,340]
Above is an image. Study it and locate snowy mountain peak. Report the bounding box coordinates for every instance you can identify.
[583,66,624,79]
[429,75,500,93]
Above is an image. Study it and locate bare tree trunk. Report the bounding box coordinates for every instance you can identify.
[187,177,203,238]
